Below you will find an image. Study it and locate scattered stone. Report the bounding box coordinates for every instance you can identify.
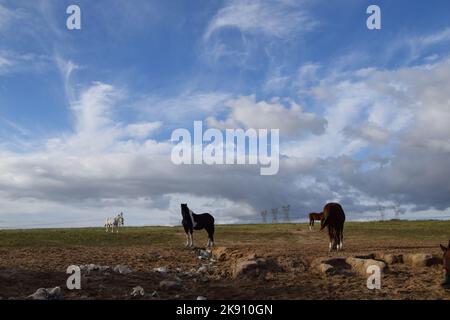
[403,254,442,267]
[151,291,159,297]
[131,286,145,297]
[153,267,168,273]
[197,296,207,300]
[198,249,212,260]
[113,265,132,274]
[27,287,63,300]
[159,280,182,291]
[197,265,208,273]
[79,264,110,273]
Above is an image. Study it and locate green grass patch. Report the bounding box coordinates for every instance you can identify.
[0,220,449,248]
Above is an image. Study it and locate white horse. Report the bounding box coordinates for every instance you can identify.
[105,212,124,233]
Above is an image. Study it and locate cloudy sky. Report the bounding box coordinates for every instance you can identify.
[1,0,450,228]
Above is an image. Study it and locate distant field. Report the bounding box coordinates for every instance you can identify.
[0,220,449,248]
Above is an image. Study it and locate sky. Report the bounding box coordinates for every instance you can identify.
[1,0,450,228]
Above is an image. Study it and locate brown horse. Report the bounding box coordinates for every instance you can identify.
[308,212,324,230]
[440,240,450,287]
[320,203,346,252]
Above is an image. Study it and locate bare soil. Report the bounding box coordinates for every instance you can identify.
[0,226,449,300]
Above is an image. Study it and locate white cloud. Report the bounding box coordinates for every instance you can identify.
[124,122,162,139]
[204,0,316,41]
[287,57,450,212]
[0,3,15,32]
[202,0,317,65]
[207,95,327,137]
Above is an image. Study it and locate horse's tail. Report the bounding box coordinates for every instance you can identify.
[320,215,329,230]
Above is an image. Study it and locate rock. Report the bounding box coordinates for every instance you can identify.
[27,287,63,300]
[153,267,168,273]
[131,286,145,297]
[212,247,229,261]
[159,280,182,291]
[403,254,442,267]
[233,255,282,279]
[197,265,208,273]
[113,265,132,274]
[234,260,258,277]
[80,264,109,273]
[375,253,403,265]
[311,257,339,275]
[198,250,212,260]
[319,263,336,275]
[197,296,207,300]
[151,291,159,297]
[345,257,387,276]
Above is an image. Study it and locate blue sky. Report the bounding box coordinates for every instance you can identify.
[1,0,450,228]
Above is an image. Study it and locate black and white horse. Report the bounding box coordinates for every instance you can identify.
[105,212,124,233]
[181,203,215,248]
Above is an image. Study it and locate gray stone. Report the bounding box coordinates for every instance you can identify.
[197,296,207,300]
[153,267,168,273]
[131,286,145,297]
[198,250,212,260]
[197,265,208,273]
[27,287,63,300]
[113,265,132,274]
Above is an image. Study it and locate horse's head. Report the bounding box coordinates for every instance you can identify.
[181,203,189,219]
[118,213,124,226]
[440,240,450,287]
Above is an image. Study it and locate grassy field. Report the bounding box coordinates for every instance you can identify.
[0,220,449,248]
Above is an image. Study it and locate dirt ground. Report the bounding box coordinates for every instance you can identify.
[0,225,449,300]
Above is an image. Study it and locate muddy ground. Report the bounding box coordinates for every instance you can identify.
[0,224,449,300]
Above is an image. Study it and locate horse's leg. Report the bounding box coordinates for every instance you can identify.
[206,226,214,248]
[189,231,194,247]
[328,227,334,252]
[335,228,342,251]
[185,233,189,247]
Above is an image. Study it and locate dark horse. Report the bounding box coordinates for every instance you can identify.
[308,212,324,230]
[320,203,346,252]
[181,203,215,248]
[440,240,450,287]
